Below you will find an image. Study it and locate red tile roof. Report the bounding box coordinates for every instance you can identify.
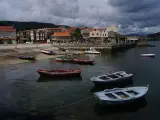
[89,28,105,32]
[0,26,16,32]
[53,31,71,37]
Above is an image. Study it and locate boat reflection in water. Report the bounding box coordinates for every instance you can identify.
[85,54,99,60]
[37,75,82,82]
[94,97,148,116]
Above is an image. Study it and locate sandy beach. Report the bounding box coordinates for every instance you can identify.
[0,47,84,66]
[0,48,64,66]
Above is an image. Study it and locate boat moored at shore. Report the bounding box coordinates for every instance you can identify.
[91,71,133,86]
[72,58,95,65]
[37,68,82,77]
[41,49,56,55]
[56,56,73,62]
[141,54,155,57]
[85,47,100,54]
[18,56,36,60]
[94,85,149,105]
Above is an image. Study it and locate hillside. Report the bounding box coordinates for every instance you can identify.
[147,32,160,40]
[147,32,160,37]
[0,21,70,31]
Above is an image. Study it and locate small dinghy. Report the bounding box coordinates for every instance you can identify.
[18,56,36,60]
[41,49,55,55]
[56,56,73,62]
[85,47,100,54]
[37,69,82,77]
[72,58,95,65]
[94,85,149,105]
[141,54,155,57]
[91,71,133,86]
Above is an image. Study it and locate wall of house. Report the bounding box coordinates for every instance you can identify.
[81,28,90,38]
[89,29,101,38]
[101,30,108,38]
[108,31,116,37]
[52,36,71,42]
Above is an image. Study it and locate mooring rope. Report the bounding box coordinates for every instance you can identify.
[41,96,94,113]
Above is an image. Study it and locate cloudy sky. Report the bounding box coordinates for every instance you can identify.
[0,0,160,34]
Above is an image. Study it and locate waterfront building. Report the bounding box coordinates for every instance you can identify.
[81,27,90,39]
[30,29,45,43]
[0,26,16,44]
[89,28,103,44]
[44,28,61,39]
[52,31,71,43]
[17,30,30,43]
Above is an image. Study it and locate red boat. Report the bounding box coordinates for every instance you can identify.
[37,69,82,77]
[72,58,95,65]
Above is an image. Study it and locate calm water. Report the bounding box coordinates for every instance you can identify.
[0,41,160,120]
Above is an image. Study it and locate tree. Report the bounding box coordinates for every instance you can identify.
[71,28,83,42]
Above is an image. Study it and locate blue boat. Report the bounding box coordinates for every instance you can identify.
[18,56,36,60]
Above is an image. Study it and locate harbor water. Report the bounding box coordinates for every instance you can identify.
[0,41,160,120]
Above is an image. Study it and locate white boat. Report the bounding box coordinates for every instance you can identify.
[41,49,55,55]
[94,85,149,105]
[141,54,155,57]
[91,71,133,86]
[85,47,100,54]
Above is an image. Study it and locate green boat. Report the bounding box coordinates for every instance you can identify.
[56,56,73,62]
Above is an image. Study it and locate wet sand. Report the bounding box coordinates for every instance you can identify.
[0,48,64,66]
[0,48,84,66]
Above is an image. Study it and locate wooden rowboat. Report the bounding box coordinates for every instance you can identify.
[94,85,149,105]
[72,58,95,65]
[18,56,36,60]
[37,69,82,77]
[41,49,55,55]
[56,56,73,62]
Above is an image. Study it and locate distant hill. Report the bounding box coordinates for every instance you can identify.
[147,32,160,40]
[123,33,147,36]
[0,21,70,31]
[147,32,160,37]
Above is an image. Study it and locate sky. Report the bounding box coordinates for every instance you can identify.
[0,0,160,34]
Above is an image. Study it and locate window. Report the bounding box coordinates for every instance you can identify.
[97,33,99,35]
[105,34,106,36]
[92,33,94,36]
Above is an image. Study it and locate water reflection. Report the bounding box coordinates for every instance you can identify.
[0,111,56,120]
[94,98,148,116]
[37,76,82,82]
[84,54,99,60]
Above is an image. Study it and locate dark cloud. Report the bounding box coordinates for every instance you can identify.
[0,0,160,34]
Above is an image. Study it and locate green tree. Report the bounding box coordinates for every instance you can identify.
[71,28,82,42]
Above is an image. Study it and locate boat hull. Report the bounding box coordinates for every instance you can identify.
[91,76,133,86]
[85,52,100,54]
[141,54,155,57]
[94,86,149,105]
[41,50,55,55]
[56,57,73,62]
[18,56,36,60]
[72,59,95,65]
[37,69,82,77]
[96,95,146,105]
